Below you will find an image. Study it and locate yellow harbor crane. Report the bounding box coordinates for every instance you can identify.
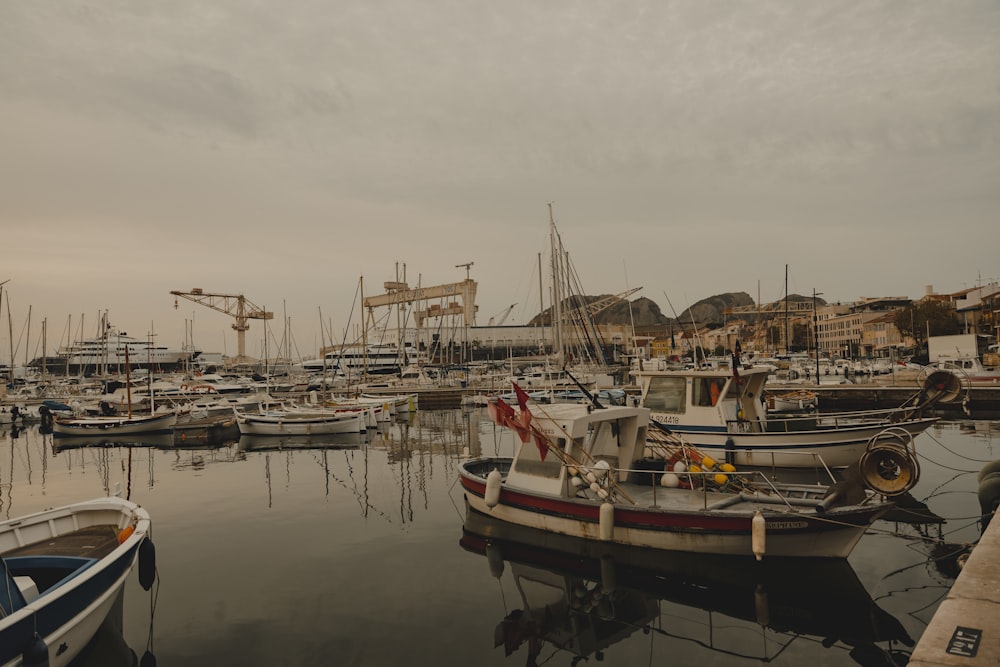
[171,288,273,365]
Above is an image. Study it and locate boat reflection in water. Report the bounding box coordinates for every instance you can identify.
[461,508,914,667]
[51,432,175,452]
[71,590,153,667]
[237,431,370,452]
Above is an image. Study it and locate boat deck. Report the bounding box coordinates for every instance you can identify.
[1,525,121,560]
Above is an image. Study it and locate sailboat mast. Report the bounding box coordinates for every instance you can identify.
[784,264,789,354]
[548,204,563,362]
[124,345,132,418]
[537,252,544,355]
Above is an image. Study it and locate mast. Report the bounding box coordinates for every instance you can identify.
[124,345,132,418]
[537,252,545,355]
[784,264,789,354]
[360,276,367,380]
[548,204,564,363]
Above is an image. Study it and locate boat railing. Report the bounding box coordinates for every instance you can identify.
[727,406,917,433]
[576,462,832,512]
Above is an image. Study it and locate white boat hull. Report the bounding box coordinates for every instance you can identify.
[53,413,178,437]
[236,412,364,436]
[651,416,938,468]
[0,496,152,667]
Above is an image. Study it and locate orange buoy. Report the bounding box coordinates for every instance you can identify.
[118,525,135,544]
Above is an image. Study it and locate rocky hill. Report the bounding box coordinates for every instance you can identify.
[528,292,824,329]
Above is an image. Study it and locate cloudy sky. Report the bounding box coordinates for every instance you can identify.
[1,1,998,360]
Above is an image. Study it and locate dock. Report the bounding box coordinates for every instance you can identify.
[909,514,1000,666]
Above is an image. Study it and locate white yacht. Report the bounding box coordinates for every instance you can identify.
[301,343,411,376]
[54,326,194,375]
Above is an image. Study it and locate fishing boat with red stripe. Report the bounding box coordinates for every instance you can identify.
[458,383,920,559]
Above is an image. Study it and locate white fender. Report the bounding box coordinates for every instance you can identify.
[751,511,766,561]
[599,502,614,541]
[485,469,502,508]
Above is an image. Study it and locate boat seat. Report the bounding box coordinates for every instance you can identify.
[1,556,99,601]
[1,558,28,615]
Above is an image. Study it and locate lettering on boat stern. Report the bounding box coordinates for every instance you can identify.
[766,520,809,530]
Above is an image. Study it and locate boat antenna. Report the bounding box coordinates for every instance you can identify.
[562,364,604,409]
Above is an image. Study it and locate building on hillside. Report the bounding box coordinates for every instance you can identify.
[950,282,1000,341]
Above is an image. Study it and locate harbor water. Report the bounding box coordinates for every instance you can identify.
[2,409,997,666]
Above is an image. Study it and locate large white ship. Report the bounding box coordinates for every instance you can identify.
[301,343,410,376]
[54,326,196,375]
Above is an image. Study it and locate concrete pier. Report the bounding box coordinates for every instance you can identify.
[909,514,1000,666]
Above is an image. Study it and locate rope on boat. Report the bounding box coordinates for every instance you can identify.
[512,399,637,505]
[645,424,758,494]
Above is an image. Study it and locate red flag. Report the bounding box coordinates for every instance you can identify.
[489,397,516,428]
[512,382,531,412]
[532,431,549,462]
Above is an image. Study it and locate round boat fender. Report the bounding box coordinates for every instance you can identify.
[484,469,502,509]
[977,459,1000,483]
[21,633,48,667]
[977,471,1000,519]
[138,537,157,591]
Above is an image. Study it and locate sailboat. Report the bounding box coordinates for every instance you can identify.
[53,346,177,438]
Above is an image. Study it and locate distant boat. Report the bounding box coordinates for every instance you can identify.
[52,324,194,375]
[0,495,154,667]
[53,411,178,437]
[234,407,367,436]
[301,343,411,376]
[766,388,818,412]
[459,392,915,559]
[927,356,1000,384]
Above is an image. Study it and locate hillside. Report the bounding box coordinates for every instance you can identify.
[527,292,825,329]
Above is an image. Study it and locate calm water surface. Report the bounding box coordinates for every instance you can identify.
[2,409,997,666]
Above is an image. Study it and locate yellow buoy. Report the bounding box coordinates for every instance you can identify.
[713,473,729,485]
[751,511,766,561]
[720,463,736,473]
[701,456,717,469]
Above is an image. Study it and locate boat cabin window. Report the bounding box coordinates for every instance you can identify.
[511,437,563,479]
[643,376,686,413]
[694,377,727,407]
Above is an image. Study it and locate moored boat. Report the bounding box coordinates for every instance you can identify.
[632,365,946,468]
[234,407,366,436]
[766,388,818,412]
[458,387,918,559]
[53,411,178,438]
[0,495,155,667]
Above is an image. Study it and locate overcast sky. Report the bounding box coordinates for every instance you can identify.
[2,1,998,360]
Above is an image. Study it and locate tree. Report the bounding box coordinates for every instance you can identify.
[894,301,960,347]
